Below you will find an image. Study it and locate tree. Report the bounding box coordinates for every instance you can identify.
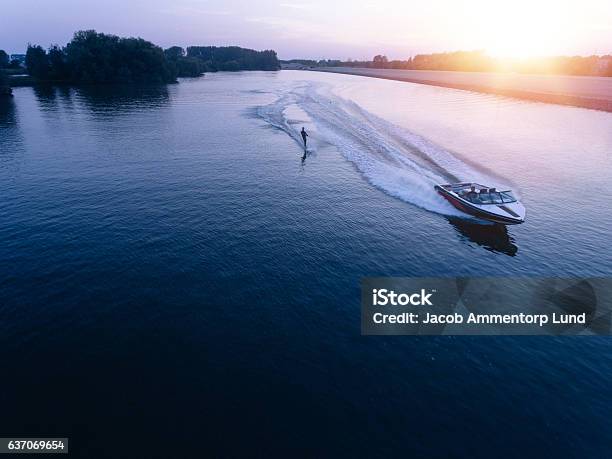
[219,60,240,71]
[48,45,68,80]
[373,55,388,68]
[163,46,205,77]
[64,30,176,83]
[0,50,9,68]
[26,45,50,79]
[164,46,185,60]
[176,57,205,77]
[0,68,11,96]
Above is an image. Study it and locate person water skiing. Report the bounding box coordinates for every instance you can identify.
[300,127,308,149]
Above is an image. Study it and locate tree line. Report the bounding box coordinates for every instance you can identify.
[164,46,280,76]
[186,46,280,72]
[0,50,16,95]
[0,72,10,95]
[25,31,176,84]
[8,30,280,85]
[292,51,612,77]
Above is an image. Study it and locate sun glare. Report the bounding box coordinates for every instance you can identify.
[486,33,557,59]
[463,0,573,59]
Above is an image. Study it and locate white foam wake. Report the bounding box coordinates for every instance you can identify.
[256,82,506,216]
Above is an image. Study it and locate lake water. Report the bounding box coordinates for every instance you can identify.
[1,71,612,457]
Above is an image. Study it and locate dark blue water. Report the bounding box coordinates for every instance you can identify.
[1,72,612,457]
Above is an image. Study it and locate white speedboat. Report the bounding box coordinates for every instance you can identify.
[435,182,525,225]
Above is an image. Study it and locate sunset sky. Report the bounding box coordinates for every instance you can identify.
[1,0,611,59]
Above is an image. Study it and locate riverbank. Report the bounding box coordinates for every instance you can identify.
[8,75,36,87]
[308,67,612,112]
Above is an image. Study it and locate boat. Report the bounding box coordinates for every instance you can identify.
[435,182,525,225]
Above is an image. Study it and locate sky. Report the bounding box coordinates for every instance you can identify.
[1,0,611,59]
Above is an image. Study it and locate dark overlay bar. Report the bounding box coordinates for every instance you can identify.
[361,278,612,335]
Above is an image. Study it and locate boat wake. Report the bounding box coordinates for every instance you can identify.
[256,81,508,217]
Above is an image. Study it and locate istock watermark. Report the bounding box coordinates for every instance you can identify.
[361,278,612,335]
[372,288,434,306]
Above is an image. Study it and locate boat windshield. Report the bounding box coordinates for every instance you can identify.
[499,191,517,203]
[461,190,517,205]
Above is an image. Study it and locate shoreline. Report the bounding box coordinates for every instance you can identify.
[307,67,612,112]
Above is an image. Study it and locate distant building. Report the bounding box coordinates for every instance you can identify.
[10,54,26,64]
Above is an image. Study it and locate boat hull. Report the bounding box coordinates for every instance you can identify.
[435,186,524,225]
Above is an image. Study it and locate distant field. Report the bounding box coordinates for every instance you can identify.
[308,67,612,112]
